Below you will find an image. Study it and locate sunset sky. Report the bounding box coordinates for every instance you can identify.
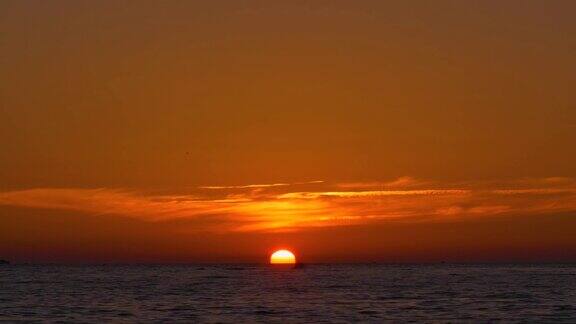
[1,1,575,263]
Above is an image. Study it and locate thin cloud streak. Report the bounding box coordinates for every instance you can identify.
[278,189,470,199]
[336,176,425,189]
[198,180,324,190]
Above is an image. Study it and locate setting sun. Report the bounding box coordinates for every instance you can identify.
[270,250,296,264]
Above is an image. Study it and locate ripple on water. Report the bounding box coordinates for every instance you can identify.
[0,264,575,322]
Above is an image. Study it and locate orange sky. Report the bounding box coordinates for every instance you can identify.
[1,1,575,262]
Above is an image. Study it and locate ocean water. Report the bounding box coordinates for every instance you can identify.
[1,264,575,322]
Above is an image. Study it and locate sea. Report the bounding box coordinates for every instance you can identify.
[1,264,575,322]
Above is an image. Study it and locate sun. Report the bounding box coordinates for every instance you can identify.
[270,249,296,264]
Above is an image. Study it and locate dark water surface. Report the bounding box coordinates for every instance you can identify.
[1,264,575,322]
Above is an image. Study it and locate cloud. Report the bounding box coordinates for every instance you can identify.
[0,187,336,232]
[336,176,425,189]
[0,188,239,222]
[1,177,575,232]
[278,189,470,199]
[198,180,324,190]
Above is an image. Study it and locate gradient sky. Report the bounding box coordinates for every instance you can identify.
[1,0,575,263]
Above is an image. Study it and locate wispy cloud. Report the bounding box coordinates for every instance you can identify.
[0,188,239,222]
[1,177,575,232]
[198,180,324,190]
[278,189,470,199]
[336,176,425,189]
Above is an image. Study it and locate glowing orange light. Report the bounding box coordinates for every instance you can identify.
[270,249,296,264]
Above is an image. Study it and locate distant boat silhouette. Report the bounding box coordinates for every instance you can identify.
[0,260,9,265]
